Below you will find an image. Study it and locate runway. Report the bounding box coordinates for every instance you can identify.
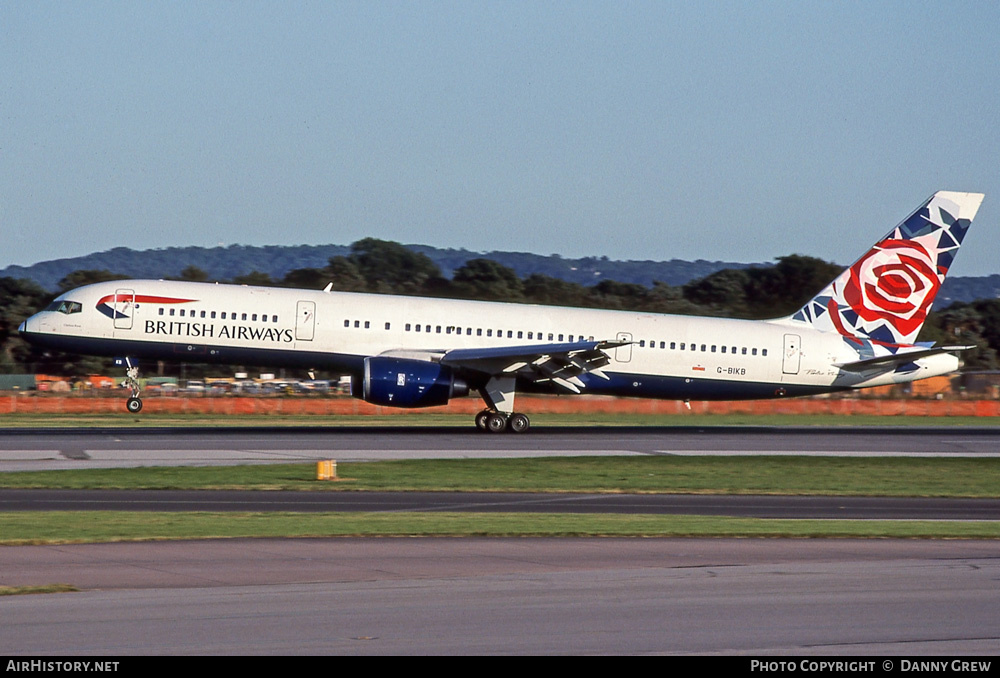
[2,425,1000,471]
[2,488,999,520]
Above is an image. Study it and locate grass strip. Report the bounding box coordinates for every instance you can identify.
[0,584,78,596]
[3,457,999,497]
[2,511,999,544]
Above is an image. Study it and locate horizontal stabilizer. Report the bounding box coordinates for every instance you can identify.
[835,345,972,372]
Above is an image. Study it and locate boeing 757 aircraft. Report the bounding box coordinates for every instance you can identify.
[19,191,984,432]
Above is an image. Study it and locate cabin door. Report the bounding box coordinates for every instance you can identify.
[296,301,316,341]
[615,332,633,363]
[782,334,801,375]
[113,289,134,330]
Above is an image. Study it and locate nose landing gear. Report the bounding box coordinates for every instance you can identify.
[126,395,143,413]
[116,357,143,414]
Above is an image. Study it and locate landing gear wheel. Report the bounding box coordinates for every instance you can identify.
[126,397,143,414]
[475,410,492,432]
[486,412,508,433]
[507,412,530,433]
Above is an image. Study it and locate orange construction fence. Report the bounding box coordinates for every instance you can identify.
[2,394,999,417]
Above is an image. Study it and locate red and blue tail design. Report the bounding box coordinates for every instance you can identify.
[790,191,984,345]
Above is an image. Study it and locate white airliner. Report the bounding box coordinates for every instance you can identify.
[19,191,984,432]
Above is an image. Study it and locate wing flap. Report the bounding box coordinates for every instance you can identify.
[441,339,625,391]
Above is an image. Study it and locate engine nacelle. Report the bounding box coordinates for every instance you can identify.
[352,357,469,408]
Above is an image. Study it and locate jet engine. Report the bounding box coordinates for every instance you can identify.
[352,356,469,408]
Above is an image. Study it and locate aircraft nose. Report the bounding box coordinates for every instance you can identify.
[18,319,27,335]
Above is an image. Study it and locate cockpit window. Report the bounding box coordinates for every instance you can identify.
[45,300,83,315]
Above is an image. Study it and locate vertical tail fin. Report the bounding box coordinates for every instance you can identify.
[791,191,984,344]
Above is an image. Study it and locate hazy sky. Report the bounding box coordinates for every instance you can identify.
[4,1,999,275]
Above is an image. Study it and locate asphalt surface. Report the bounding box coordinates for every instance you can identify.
[2,425,1000,471]
[3,538,999,655]
[2,425,998,655]
[2,488,1000,520]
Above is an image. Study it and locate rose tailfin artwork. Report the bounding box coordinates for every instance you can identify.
[789,190,983,372]
[791,191,980,343]
[21,190,984,432]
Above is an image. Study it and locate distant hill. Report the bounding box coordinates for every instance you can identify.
[0,243,761,292]
[1,243,996,305]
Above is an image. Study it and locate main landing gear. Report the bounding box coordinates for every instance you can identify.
[475,409,531,434]
[116,357,143,414]
[474,376,530,433]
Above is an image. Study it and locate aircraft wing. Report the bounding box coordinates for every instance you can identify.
[438,340,627,393]
[834,345,973,372]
